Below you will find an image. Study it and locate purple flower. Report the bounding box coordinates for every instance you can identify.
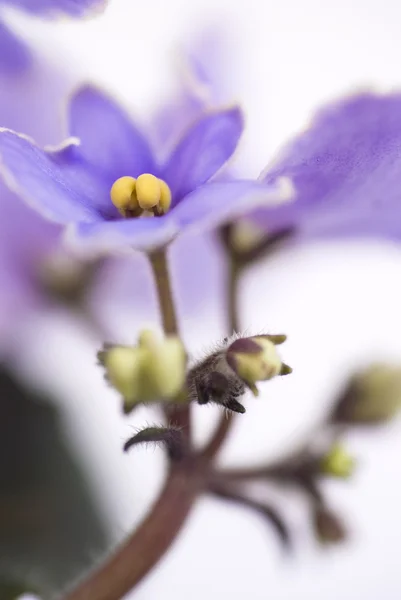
[255,92,401,241]
[153,30,233,153]
[0,0,106,17]
[0,13,79,348]
[0,86,289,253]
[0,188,61,346]
[178,34,401,243]
[0,0,107,75]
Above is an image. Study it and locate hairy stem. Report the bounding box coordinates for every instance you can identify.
[204,228,244,461]
[201,412,234,460]
[228,256,241,334]
[149,247,190,434]
[62,464,201,600]
[149,248,178,335]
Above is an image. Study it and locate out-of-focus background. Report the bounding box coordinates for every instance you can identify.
[3,0,401,598]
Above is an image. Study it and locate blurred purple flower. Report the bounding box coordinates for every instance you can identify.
[0,86,289,253]
[0,17,73,349]
[0,0,106,17]
[179,34,401,243]
[153,30,235,153]
[0,0,107,75]
[256,92,401,241]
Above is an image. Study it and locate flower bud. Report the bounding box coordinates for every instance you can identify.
[320,444,356,479]
[226,334,292,395]
[98,330,187,413]
[333,364,401,424]
[313,507,347,545]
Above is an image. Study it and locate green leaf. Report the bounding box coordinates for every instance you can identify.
[0,365,109,597]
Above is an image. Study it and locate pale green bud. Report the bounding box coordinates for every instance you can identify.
[226,334,292,396]
[320,444,356,479]
[98,330,187,413]
[334,364,401,424]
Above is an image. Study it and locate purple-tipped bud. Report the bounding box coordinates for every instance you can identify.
[226,334,291,395]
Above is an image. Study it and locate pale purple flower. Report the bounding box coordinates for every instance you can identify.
[0,86,289,254]
[0,0,107,73]
[178,35,401,243]
[256,92,401,241]
[0,9,83,347]
[153,29,234,153]
[0,0,106,17]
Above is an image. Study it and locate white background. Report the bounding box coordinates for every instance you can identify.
[7,0,401,598]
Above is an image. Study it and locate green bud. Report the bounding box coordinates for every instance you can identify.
[98,330,187,413]
[226,334,291,396]
[320,444,356,479]
[99,345,141,405]
[229,220,267,254]
[334,364,401,424]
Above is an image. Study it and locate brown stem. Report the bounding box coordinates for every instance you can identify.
[228,256,241,334]
[149,247,191,436]
[210,482,291,549]
[149,248,178,335]
[216,459,318,483]
[201,412,234,460]
[63,464,201,600]
[202,228,243,460]
[217,466,280,482]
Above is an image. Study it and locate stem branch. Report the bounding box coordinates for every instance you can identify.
[149,248,190,434]
[149,248,178,335]
[63,464,200,600]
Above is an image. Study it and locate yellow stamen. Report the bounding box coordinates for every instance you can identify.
[158,179,172,215]
[110,174,172,218]
[136,173,161,210]
[110,176,139,216]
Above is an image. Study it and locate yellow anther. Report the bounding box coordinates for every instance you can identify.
[158,179,172,215]
[136,173,161,210]
[110,176,139,216]
[110,174,172,218]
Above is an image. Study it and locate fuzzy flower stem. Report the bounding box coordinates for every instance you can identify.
[202,225,243,461]
[202,412,234,460]
[228,255,241,334]
[207,224,293,460]
[149,248,178,336]
[62,463,201,600]
[149,248,191,435]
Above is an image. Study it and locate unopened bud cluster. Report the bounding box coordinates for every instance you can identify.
[98,330,186,413]
[187,333,292,413]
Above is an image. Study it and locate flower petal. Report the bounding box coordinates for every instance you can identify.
[66,216,179,253]
[162,107,244,205]
[0,21,31,75]
[4,0,107,17]
[172,179,292,234]
[69,86,156,184]
[258,92,401,240]
[0,129,104,223]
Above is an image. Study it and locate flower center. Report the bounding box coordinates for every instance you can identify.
[110,174,172,218]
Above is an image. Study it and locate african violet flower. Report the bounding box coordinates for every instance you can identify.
[0,86,289,253]
[0,0,105,17]
[0,0,106,74]
[178,35,401,243]
[153,30,233,153]
[0,1,107,350]
[256,92,401,241]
